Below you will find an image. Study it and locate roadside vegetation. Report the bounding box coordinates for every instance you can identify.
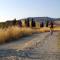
[0,26,33,44]
[0,18,54,44]
[57,32,60,52]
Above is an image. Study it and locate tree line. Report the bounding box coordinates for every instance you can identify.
[0,18,54,28]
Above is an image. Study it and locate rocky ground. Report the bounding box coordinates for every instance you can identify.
[0,32,60,60]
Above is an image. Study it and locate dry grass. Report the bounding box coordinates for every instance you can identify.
[0,26,49,44]
[57,32,60,51]
[33,27,50,33]
[0,26,33,44]
[53,27,60,31]
[0,26,60,44]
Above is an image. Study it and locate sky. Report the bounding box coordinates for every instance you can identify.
[0,0,60,22]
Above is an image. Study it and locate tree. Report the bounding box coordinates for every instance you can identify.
[40,22,44,27]
[25,19,27,27]
[26,18,30,27]
[46,20,49,27]
[50,21,53,28]
[31,18,36,27]
[24,18,30,27]
[18,20,22,27]
[12,19,16,26]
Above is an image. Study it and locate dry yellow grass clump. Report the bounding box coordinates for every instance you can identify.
[57,32,60,52]
[21,27,33,35]
[8,26,22,39]
[0,26,33,44]
[33,27,50,33]
[53,27,60,31]
[0,26,59,44]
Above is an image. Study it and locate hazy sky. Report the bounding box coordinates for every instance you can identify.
[0,0,60,22]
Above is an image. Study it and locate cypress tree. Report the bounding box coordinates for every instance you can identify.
[46,20,49,27]
[18,20,22,27]
[25,19,27,27]
[50,21,53,28]
[26,18,30,27]
[12,19,16,26]
[40,22,44,27]
[31,18,36,27]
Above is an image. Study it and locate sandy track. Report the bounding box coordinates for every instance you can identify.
[25,32,59,60]
[0,32,59,60]
[0,32,49,50]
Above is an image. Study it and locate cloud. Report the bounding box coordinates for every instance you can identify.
[0,16,16,22]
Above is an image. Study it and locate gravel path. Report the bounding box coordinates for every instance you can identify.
[0,33,42,49]
[0,32,59,60]
[0,32,49,50]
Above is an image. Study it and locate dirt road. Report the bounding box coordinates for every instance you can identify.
[0,32,60,60]
[0,32,49,50]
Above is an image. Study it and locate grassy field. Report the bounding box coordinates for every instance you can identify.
[0,25,60,44]
[0,25,51,44]
[0,26,33,44]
